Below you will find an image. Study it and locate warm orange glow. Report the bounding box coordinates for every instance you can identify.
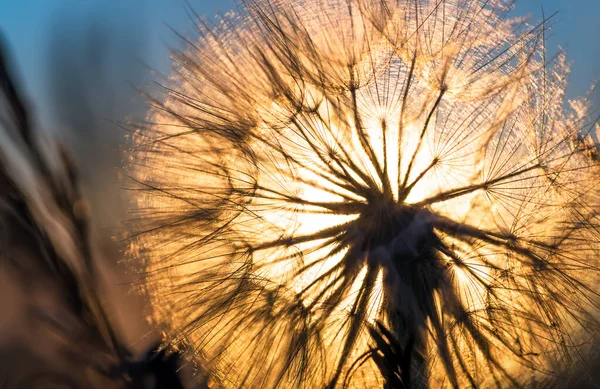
[129,0,600,388]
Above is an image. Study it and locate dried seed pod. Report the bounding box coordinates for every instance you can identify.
[128,1,600,387]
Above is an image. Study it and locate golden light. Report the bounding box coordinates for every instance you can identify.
[128,0,600,388]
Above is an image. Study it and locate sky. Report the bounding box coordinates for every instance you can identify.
[0,0,599,124]
[0,0,233,125]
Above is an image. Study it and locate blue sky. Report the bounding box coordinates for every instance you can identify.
[0,0,599,121]
[515,0,600,98]
[0,0,234,123]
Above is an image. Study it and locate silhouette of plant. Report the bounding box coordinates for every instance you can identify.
[128,0,600,387]
[0,36,186,389]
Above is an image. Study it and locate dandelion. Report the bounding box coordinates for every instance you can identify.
[128,0,600,387]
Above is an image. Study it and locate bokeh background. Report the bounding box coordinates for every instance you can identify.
[0,0,599,387]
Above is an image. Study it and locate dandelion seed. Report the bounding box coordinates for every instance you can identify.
[128,0,600,387]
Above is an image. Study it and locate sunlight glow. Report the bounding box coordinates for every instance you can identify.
[128,0,600,388]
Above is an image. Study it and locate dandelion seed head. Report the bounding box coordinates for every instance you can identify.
[129,0,600,387]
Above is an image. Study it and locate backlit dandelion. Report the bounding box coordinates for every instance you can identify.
[128,0,600,387]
